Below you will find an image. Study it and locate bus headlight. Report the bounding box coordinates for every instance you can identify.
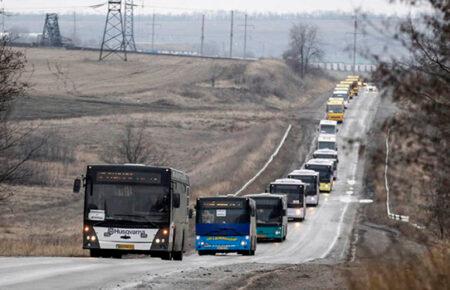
[245,235,250,240]
[84,225,90,233]
[275,231,281,235]
[200,242,205,246]
[241,241,247,246]
[296,209,301,216]
[196,235,200,240]
[155,238,161,244]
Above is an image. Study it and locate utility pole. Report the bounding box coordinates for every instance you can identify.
[151,11,155,51]
[99,0,127,61]
[73,11,77,42]
[124,0,137,51]
[229,10,234,58]
[200,14,205,56]
[352,14,357,74]
[1,0,5,33]
[239,13,254,59]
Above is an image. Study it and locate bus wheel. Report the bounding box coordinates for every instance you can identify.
[90,249,101,257]
[198,250,207,256]
[111,252,122,259]
[173,251,183,261]
[161,252,172,260]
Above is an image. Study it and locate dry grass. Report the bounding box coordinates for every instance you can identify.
[347,243,450,290]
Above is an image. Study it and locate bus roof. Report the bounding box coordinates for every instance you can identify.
[318,134,336,142]
[329,97,345,103]
[288,169,319,177]
[313,149,338,156]
[327,99,344,105]
[197,196,249,202]
[305,158,335,166]
[320,119,338,126]
[245,193,286,200]
[271,178,306,186]
[333,90,348,94]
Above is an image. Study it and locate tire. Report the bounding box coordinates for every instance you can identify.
[161,252,172,260]
[198,250,207,256]
[111,252,123,259]
[89,249,101,257]
[173,251,183,261]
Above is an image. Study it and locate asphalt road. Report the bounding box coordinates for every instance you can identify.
[0,88,380,290]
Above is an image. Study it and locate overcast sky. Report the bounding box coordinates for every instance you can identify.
[3,0,414,15]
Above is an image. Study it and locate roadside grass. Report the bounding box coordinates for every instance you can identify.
[0,235,87,257]
[347,243,450,290]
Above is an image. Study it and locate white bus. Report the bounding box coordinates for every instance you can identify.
[268,178,306,221]
[319,120,338,135]
[287,169,320,206]
[318,134,337,151]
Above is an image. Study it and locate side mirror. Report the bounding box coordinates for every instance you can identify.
[173,193,181,208]
[188,208,194,219]
[265,185,270,193]
[73,178,81,193]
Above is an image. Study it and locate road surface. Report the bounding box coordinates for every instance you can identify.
[0,88,380,290]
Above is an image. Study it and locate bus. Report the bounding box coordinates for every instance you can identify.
[318,134,337,151]
[319,120,338,135]
[195,196,257,256]
[287,169,320,206]
[73,164,191,260]
[269,178,306,221]
[332,90,349,108]
[326,99,345,122]
[313,149,338,179]
[245,194,288,242]
[304,159,334,192]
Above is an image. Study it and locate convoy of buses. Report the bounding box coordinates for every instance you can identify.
[73,75,364,260]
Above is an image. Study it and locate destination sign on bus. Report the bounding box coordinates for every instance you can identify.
[200,200,245,209]
[95,171,161,184]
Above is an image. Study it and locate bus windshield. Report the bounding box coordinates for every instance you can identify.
[197,208,250,224]
[327,104,344,113]
[270,185,303,204]
[320,125,336,134]
[305,165,332,182]
[314,154,336,160]
[254,198,283,224]
[293,176,317,195]
[87,183,170,224]
[318,141,336,150]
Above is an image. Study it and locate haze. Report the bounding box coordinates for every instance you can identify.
[4,0,412,15]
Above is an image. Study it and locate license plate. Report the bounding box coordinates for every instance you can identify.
[116,244,134,250]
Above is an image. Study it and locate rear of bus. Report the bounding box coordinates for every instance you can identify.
[326,99,345,123]
[245,194,288,242]
[269,179,306,221]
[287,170,320,206]
[195,197,257,255]
[305,159,334,192]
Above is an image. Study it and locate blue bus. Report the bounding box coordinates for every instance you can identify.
[195,196,257,256]
[244,193,288,242]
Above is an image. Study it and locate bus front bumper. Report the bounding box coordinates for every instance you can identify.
[257,226,283,240]
[320,182,332,192]
[306,195,319,205]
[195,235,251,251]
[287,208,304,220]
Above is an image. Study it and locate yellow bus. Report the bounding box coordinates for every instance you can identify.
[326,99,345,122]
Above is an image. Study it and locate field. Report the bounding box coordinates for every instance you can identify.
[0,47,334,256]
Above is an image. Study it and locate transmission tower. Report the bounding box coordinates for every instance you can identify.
[124,0,137,51]
[99,0,127,61]
[40,13,63,47]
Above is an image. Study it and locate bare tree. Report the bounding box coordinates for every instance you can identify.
[209,63,223,88]
[371,0,449,238]
[102,121,166,165]
[0,37,43,202]
[283,23,324,78]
